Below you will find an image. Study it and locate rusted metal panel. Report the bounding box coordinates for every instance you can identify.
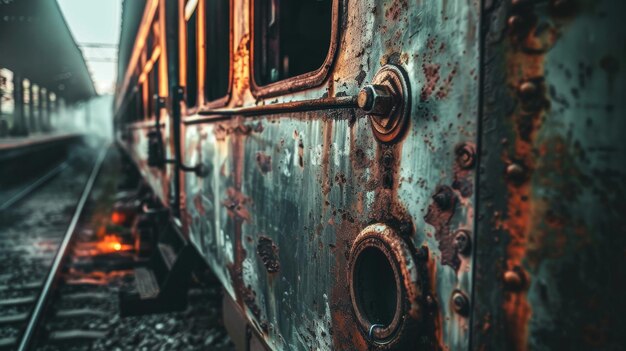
[125,121,172,204]
[184,122,237,298]
[182,0,481,349]
[472,0,626,349]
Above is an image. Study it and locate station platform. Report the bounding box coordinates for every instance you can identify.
[0,133,84,187]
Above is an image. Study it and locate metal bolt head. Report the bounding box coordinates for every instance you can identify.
[451,291,469,316]
[433,187,453,210]
[507,15,524,31]
[506,163,526,183]
[518,81,538,99]
[358,84,394,117]
[503,269,525,291]
[455,143,476,169]
[194,162,210,178]
[453,230,471,255]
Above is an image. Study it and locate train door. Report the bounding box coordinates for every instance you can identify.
[181,0,481,350]
[117,0,173,206]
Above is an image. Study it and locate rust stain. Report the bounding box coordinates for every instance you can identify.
[452,142,476,198]
[255,151,272,174]
[242,284,261,318]
[329,210,367,350]
[213,123,229,141]
[426,250,445,351]
[421,64,441,101]
[257,235,280,273]
[384,0,408,21]
[435,63,458,100]
[232,34,250,106]
[496,1,578,347]
[222,186,251,222]
[424,186,460,271]
[193,194,206,216]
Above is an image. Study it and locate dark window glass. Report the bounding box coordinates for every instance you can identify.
[254,0,332,86]
[146,79,153,120]
[137,87,144,121]
[148,58,160,118]
[147,33,154,55]
[204,0,230,102]
[186,10,198,107]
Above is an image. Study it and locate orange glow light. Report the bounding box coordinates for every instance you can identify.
[111,211,126,225]
[97,235,129,253]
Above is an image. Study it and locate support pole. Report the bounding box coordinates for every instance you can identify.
[11,72,27,136]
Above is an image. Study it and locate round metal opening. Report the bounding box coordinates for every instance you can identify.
[349,224,422,347]
[353,246,399,326]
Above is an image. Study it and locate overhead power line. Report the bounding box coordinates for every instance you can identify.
[78,42,118,49]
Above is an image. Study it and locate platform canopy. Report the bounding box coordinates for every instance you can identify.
[0,0,96,103]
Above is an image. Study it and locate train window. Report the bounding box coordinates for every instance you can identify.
[137,86,144,121]
[146,59,160,119]
[152,58,160,115]
[253,0,332,86]
[146,79,152,120]
[185,3,198,108]
[203,0,230,102]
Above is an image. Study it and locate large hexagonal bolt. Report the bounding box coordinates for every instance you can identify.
[357,84,395,116]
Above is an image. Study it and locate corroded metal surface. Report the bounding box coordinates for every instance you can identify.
[181,0,480,349]
[473,0,626,349]
[114,0,625,349]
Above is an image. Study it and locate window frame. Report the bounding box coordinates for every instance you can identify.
[249,0,340,98]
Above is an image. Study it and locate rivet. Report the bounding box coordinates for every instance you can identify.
[503,269,525,291]
[455,143,476,169]
[506,163,525,183]
[358,84,394,116]
[433,187,453,210]
[519,81,538,99]
[451,291,469,316]
[453,230,471,255]
[507,15,525,31]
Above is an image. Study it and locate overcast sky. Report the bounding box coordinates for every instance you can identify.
[57,0,122,95]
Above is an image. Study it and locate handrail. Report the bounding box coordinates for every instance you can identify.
[183,95,359,125]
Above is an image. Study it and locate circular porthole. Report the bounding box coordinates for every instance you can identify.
[348,224,422,346]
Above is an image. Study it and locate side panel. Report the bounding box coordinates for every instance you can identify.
[121,0,174,206]
[184,0,481,349]
[127,120,172,202]
[473,0,626,349]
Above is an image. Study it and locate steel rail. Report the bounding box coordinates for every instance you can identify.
[0,162,69,212]
[17,145,109,351]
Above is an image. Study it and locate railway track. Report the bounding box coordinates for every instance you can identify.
[0,162,69,213]
[0,144,109,350]
[1,144,233,351]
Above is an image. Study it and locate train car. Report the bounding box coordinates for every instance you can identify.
[114,0,626,350]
